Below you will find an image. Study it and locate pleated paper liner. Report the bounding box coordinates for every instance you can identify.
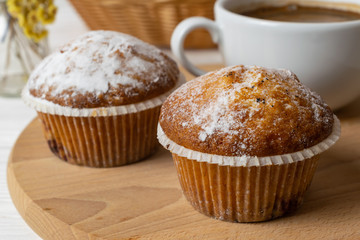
[23,74,185,167]
[37,107,161,167]
[157,116,341,222]
[172,154,319,222]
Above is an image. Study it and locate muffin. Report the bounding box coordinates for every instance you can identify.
[22,30,182,167]
[158,65,340,222]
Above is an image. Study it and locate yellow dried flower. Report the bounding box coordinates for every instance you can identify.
[17,13,25,27]
[29,0,39,6]
[45,3,57,23]
[23,23,34,39]
[27,9,38,26]
[33,29,48,42]
[35,5,44,21]
[6,0,22,16]
[36,4,56,25]
[6,0,57,42]
[23,22,48,43]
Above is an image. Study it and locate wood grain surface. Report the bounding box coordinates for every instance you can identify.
[7,66,360,240]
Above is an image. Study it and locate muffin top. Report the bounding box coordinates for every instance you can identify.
[159,65,334,157]
[25,30,179,108]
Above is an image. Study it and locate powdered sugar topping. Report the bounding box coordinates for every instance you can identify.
[26,30,178,103]
[160,65,334,156]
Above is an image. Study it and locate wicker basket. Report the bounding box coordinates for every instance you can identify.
[69,0,216,48]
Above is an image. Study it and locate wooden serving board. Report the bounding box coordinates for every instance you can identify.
[7,66,360,240]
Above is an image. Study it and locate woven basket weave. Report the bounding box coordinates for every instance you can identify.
[69,0,216,48]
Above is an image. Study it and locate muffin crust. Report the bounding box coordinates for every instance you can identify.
[159,65,334,157]
[27,30,179,108]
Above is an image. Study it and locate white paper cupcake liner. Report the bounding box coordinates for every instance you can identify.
[22,73,185,117]
[37,106,161,167]
[172,153,319,222]
[157,115,341,167]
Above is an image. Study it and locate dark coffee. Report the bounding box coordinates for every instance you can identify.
[240,4,360,23]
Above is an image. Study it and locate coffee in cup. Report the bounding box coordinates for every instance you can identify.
[240,4,360,23]
[171,0,360,109]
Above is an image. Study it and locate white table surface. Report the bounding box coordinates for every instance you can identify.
[0,0,221,239]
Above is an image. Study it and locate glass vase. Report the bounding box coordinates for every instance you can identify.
[0,1,49,97]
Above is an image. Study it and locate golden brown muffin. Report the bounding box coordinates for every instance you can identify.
[27,30,179,108]
[160,65,333,157]
[158,65,340,222]
[23,30,182,167]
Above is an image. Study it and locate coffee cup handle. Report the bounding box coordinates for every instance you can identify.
[171,17,220,76]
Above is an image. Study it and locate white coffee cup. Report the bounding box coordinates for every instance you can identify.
[171,0,360,109]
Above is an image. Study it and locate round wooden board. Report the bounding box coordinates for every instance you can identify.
[7,66,360,240]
